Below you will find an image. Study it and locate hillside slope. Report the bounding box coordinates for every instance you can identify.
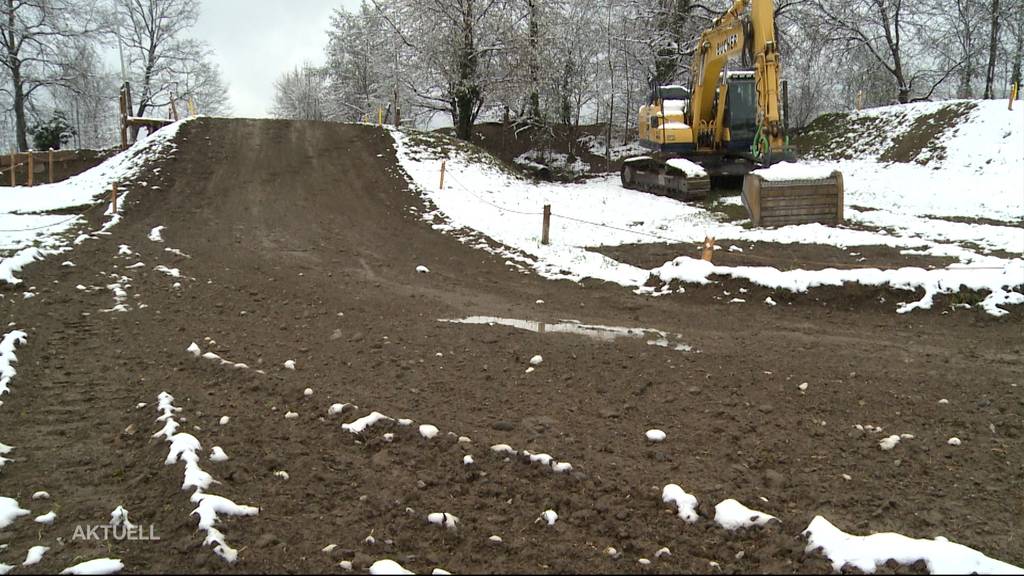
[795,100,1023,222]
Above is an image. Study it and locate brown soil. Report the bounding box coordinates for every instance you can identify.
[1,118,1021,574]
[593,241,959,272]
[442,121,623,178]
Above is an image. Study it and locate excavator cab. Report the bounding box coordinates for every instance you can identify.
[723,72,757,153]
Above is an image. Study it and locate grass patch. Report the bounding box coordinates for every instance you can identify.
[879,102,976,165]
[793,101,977,164]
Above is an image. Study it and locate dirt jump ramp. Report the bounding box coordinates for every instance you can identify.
[0,118,1020,573]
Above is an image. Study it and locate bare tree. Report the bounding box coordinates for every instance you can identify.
[325,2,392,122]
[1,0,99,151]
[114,0,226,121]
[372,0,514,140]
[51,39,119,148]
[983,0,1001,97]
[271,64,331,121]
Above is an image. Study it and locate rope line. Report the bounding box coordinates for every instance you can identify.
[440,167,1016,273]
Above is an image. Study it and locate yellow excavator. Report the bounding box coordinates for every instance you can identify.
[622,0,839,206]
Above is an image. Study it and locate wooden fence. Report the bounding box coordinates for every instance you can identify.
[1,149,112,187]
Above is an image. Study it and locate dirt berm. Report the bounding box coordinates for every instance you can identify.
[1,118,1021,574]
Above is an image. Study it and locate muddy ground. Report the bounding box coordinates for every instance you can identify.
[0,118,1021,574]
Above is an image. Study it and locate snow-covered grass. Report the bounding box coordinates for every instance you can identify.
[0,119,188,284]
[801,100,1023,222]
[514,150,590,175]
[578,134,647,162]
[390,114,1023,315]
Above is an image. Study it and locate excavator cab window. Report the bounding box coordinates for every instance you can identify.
[725,76,757,151]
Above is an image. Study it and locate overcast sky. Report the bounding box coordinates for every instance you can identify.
[195,0,360,118]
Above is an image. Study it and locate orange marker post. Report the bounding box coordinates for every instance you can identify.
[701,236,715,262]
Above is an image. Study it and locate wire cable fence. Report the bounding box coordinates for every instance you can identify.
[441,165,1015,272]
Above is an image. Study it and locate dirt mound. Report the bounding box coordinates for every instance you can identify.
[0,118,1021,573]
[439,122,625,180]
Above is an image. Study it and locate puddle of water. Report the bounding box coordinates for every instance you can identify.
[440,316,693,352]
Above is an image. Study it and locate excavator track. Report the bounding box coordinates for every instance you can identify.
[620,157,711,202]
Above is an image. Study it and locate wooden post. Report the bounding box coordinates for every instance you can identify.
[119,87,128,150]
[701,236,715,262]
[834,170,845,225]
[439,160,446,190]
[170,99,179,121]
[393,87,401,127]
[541,204,551,245]
[1010,83,1019,111]
[48,150,54,183]
[856,91,864,111]
[9,152,14,187]
[27,152,34,187]
[111,182,118,213]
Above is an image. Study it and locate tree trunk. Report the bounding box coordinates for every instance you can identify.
[12,67,28,151]
[527,0,540,119]
[5,0,28,151]
[453,1,479,141]
[958,0,975,98]
[983,0,1001,98]
[1012,18,1023,95]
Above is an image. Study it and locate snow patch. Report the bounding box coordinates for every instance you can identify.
[59,558,124,575]
[342,411,392,434]
[803,515,1023,574]
[154,392,258,563]
[23,545,49,566]
[0,497,30,529]
[714,499,778,530]
[662,484,699,523]
[427,512,459,530]
[0,330,28,396]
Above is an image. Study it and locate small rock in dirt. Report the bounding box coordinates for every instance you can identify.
[492,421,514,431]
[757,404,774,414]
[947,437,962,446]
[330,329,343,341]
[687,386,701,395]
[645,429,666,442]
[764,470,786,488]
[255,533,280,548]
